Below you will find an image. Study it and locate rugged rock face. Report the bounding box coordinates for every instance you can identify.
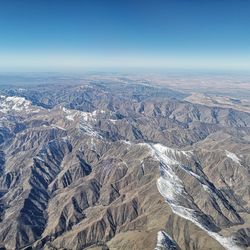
[0,81,249,249]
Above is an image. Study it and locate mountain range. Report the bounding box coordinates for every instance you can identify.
[0,79,249,250]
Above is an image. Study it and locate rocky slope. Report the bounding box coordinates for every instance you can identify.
[0,80,249,250]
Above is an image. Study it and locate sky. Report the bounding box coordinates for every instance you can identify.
[0,0,250,71]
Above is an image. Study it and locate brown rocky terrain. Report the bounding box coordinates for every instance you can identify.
[0,80,249,250]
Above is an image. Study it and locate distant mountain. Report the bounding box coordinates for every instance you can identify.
[0,81,249,250]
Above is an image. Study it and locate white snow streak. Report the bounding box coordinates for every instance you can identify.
[155,230,178,250]
[150,143,243,250]
[225,150,241,165]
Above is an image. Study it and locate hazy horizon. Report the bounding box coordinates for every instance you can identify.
[1,0,250,72]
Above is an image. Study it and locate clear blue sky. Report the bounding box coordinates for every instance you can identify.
[0,0,250,71]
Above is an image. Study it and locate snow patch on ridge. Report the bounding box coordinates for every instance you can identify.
[61,107,103,138]
[150,143,243,250]
[153,144,192,159]
[109,119,117,124]
[79,122,100,138]
[155,230,179,250]
[0,95,37,113]
[62,107,78,121]
[225,150,241,165]
[62,107,105,122]
[81,109,105,122]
